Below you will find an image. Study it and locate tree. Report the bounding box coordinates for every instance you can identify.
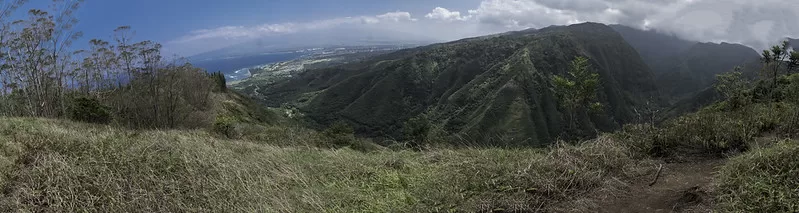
[761,40,799,90]
[552,56,603,130]
[714,66,750,109]
[789,51,799,74]
[715,67,748,99]
[113,25,137,82]
[209,71,226,92]
[0,2,225,130]
[0,0,28,115]
[0,0,82,118]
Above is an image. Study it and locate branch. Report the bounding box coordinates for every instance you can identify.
[649,164,664,186]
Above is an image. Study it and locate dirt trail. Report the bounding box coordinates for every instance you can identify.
[596,159,724,213]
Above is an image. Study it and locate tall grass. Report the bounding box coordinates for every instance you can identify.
[0,117,647,212]
[614,102,799,158]
[716,140,799,212]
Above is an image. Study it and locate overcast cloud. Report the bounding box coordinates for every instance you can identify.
[169,0,799,56]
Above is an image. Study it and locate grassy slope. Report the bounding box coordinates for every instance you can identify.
[717,140,799,212]
[1,96,799,211]
[0,118,650,212]
[3,77,799,212]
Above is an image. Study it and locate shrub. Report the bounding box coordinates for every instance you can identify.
[212,116,237,138]
[402,115,431,149]
[613,124,662,158]
[320,121,379,151]
[321,121,356,147]
[614,102,797,157]
[716,140,799,212]
[67,97,111,124]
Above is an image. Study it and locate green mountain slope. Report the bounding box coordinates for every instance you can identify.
[257,23,659,146]
[655,42,760,98]
[609,25,696,71]
[611,25,760,100]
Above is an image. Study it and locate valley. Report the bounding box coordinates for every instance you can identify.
[1,0,799,211]
[236,22,757,146]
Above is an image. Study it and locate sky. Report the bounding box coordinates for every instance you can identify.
[15,0,799,57]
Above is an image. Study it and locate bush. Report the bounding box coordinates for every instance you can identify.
[716,140,799,212]
[320,121,379,151]
[212,116,237,138]
[321,121,356,148]
[613,124,662,158]
[614,102,797,157]
[67,97,111,124]
[402,115,431,149]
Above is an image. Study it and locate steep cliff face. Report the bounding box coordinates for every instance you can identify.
[258,23,659,146]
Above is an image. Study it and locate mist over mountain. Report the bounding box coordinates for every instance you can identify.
[611,25,761,100]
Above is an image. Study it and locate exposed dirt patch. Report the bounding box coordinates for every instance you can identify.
[594,159,723,213]
[554,158,723,213]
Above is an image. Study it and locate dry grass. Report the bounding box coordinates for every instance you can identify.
[0,117,646,212]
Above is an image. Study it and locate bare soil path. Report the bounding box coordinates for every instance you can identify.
[596,159,724,213]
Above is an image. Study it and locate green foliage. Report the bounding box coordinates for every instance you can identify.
[777,74,799,104]
[212,116,237,138]
[323,121,355,138]
[714,68,748,99]
[112,63,216,129]
[403,115,431,149]
[552,56,602,110]
[614,101,799,157]
[67,96,111,124]
[760,40,798,94]
[717,140,799,212]
[714,68,751,109]
[258,23,658,146]
[319,121,377,151]
[552,56,603,132]
[789,51,799,72]
[209,71,227,92]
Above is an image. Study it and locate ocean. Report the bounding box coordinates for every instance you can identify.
[191,52,305,80]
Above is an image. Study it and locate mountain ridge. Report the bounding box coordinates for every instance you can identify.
[610,24,761,100]
[253,22,659,145]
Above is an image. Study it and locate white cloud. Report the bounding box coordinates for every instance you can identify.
[173,11,419,44]
[377,11,418,22]
[468,0,581,28]
[425,7,468,21]
[170,0,799,56]
[463,0,799,49]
